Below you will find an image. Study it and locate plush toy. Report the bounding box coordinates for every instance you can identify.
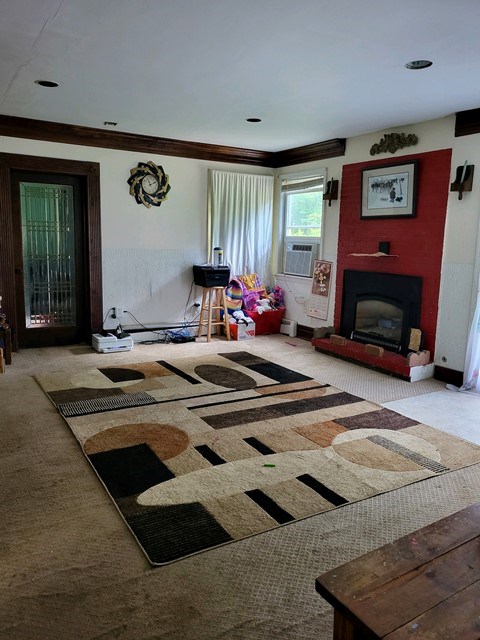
[266,292,277,308]
[231,309,253,324]
[266,285,285,308]
[254,298,273,314]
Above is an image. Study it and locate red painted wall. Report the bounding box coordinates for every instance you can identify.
[335,149,452,357]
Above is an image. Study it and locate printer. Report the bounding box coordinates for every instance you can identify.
[92,332,134,353]
[193,264,230,287]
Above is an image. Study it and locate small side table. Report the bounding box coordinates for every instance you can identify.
[316,502,480,639]
[197,286,231,342]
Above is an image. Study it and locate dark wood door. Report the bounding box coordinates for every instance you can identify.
[11,171,88,347]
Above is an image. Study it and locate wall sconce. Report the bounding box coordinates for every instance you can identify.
[450,162,474,200]
[323,179,338,206]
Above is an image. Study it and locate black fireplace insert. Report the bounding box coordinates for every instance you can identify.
[340,270,422,354]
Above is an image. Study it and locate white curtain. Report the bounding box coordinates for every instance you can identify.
[460,289,480,393]
[208,170,274,284]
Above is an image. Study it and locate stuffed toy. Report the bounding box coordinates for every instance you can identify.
[254,298,273,314]
[231,309,253,324]
[266,285,285,308]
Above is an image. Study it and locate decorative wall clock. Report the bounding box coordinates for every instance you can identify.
[127,161,171,208]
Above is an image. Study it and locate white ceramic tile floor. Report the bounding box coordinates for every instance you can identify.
[384,388,480,445]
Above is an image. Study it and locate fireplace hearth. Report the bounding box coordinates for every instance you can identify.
[340,270,422,355]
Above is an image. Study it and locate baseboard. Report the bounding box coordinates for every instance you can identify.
[296,324,314,340]
[434,365,463,387]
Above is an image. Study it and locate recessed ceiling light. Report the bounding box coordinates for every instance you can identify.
[35,79,59,87]
[246,117,262,123]
[405,60,433,70]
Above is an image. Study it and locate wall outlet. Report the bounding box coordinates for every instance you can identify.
[113,306,124,321]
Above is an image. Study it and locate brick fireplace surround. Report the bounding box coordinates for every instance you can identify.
[312,149,452,380]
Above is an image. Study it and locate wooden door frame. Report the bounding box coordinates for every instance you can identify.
[0,153,102,350]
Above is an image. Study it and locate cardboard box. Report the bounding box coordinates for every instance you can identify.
[229,322,255,341]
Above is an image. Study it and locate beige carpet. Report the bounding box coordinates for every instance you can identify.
[2,336,479,639]
[34,348,480,565]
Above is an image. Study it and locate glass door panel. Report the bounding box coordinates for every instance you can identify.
[20,182,76,328]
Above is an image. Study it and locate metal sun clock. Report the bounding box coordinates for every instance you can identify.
[128,161,171,208]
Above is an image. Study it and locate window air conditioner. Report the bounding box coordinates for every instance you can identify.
[284,242,317,277]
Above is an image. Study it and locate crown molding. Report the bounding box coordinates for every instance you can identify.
[270,138,346,167]
[455,107,480,137]
[0,114,272,166]
[0,114,345,167]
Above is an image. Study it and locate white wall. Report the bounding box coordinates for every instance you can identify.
[2,114,479,372]
[0,136,271,332]
[435,130,480,371]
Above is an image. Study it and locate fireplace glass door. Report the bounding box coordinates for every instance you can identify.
[355,300,403,342]
[341,270,422,354]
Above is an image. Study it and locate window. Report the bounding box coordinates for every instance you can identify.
[282,173,324,240]
[280,172,325,276]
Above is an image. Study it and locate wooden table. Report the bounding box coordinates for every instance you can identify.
[316,502,480,639]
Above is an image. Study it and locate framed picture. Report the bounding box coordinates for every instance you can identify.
[361,160,418,219]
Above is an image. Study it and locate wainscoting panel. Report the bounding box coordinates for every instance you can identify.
[434,262,474,372]
[102,248,206,330]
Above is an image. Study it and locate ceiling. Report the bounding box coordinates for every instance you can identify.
[1,0,480,153]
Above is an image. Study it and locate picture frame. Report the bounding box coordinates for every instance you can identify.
[361,160,418,219]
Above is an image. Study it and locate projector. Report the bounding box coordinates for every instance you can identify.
[92,332,134,353]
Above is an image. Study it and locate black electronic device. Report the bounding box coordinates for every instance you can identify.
[193,264,230,287]
[378,241,390,254]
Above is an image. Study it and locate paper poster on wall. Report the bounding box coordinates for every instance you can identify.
[307,260,333,320]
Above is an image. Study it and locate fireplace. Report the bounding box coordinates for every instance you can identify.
[340,270,422,355]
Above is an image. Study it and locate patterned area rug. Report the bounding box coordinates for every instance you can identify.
[36,351,480,565]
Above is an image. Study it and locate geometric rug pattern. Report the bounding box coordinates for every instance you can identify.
[35,351,480,565]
